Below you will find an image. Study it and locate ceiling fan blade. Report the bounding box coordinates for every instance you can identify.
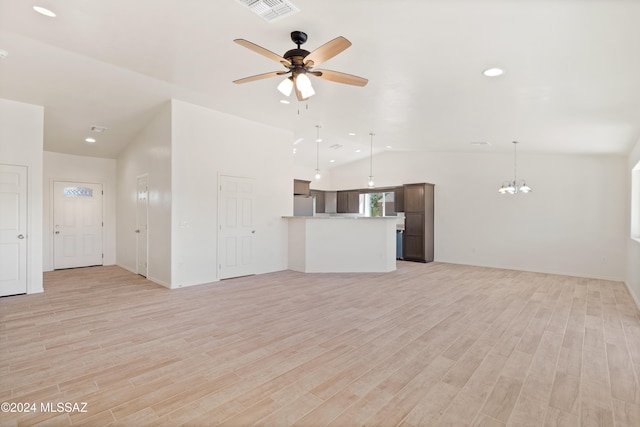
[234,39,292,67]
[233,71,288,84]
[311,69,368,87]
[304,36,351,67]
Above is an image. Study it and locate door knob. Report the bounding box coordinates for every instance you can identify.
[17,234,25,239]
[54,231,60,234]
[135,229,140,233]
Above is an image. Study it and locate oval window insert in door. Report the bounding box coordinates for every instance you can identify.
[63,187,93,197]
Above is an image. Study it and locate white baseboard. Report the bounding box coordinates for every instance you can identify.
[116,263,170,289]
[148,276,171,289]
[624,281,640,312]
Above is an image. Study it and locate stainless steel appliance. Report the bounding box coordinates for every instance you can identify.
[293,196,315,216]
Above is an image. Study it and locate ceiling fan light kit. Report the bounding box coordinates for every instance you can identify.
[233,31,368,101]
[295,73,315,99]
[277,77,293,96]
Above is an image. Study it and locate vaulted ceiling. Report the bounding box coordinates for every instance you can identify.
[1,0,639,170]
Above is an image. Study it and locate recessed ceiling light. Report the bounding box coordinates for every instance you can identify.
[85,137,96,144]
[0,49,8,59]
[355,149,361,153]
[329,159,335,163]
[280,99,290,104]
[33,6,56,17]
[483,68,504,77]
[385,145,392,149]
[348,132,356,136]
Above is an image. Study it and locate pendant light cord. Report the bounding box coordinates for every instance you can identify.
[513,141,517,182]
[369,132,374,176]
[316,125,321,170]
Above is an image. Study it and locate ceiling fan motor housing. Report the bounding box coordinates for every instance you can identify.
[283,48,310,66]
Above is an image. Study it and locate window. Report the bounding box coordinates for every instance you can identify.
[632,161,640,241]
[63,186,93,197]
[359,191,396,217]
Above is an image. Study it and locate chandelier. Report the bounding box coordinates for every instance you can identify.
[498,141,532,194]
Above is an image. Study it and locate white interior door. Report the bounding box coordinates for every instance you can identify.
[0,165,28,296]
[53,181,103,269]
[218,175,255,279]
[136,175,148,277]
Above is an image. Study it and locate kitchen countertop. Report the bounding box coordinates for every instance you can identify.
[282,215,398,219]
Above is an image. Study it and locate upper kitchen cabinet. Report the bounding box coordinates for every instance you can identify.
[394,186,404,212]
[337,190,360,213]
[293,179,310,196]
[402,183,434,263]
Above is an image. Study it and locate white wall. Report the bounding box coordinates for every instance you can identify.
[330,150,627,281]
[627,138,640,306]
[170,100,292,287]
[117,102,172,287]
[43,152,117,271]
[293,164,334,191]
[0,98,44,294]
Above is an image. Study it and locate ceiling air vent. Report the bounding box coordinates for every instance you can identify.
[235,0,299,22]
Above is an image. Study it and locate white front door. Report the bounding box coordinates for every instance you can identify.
[53,181,103,269]
[0,164,28,296]
[136,175,149,277]
[218,175,255,279]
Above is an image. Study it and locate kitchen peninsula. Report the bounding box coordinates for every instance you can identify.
[284,216,398,273]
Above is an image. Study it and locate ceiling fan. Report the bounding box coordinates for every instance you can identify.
[233,31,368,101]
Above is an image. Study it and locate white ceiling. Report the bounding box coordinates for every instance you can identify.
[1,0,639,171]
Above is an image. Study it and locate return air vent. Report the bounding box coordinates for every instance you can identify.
[235,0,300,22]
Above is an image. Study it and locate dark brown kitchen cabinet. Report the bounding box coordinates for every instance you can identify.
[402,183,434,263]
[337,190,359,213]
[293,179,310,196]
[310,189,325,213]
[394,186,405,212]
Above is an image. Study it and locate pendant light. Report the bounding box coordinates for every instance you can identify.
[314,125,322,180]
[367,132,375,188]
[498,141,532,194]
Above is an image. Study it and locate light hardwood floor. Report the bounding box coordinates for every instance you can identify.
[1,263,640,426]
